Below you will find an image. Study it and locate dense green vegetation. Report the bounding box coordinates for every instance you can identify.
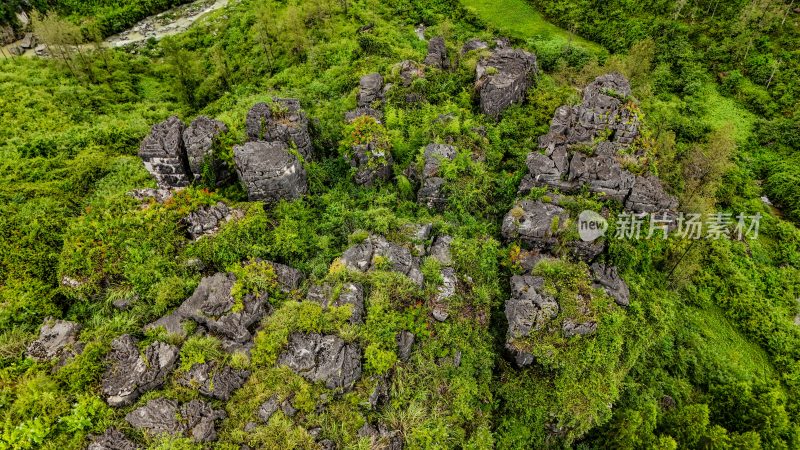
[2,0,194,38]
[0,0,798,448]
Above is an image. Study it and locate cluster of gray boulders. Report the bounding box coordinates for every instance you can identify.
[138,98,312,204]
[519,73,677,213]
[502,74,675,366]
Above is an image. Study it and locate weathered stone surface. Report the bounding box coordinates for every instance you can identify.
[590,263,630,307]
[567,238,606,262]
[475,48,538,118]
[173,272,269,343]
[306,282,365,324]
[347,140,394,186]
[562,319,597,337]
[396,330,415,362]
[504,275,559,366]
[624,175,679,213]
[183,202,243,240]
[417,177,447,211]
[270,261,306,292]
[432,267,457,322]
[258,395,280,423]
[396,60,425,86]
[428,235,453,266]
[345,106,383,123]
[505,275,559,338]
[102,335,179,407]
[183,116,228,181]
[422,144,457,179]
[126,398,225,442]
[277,333,362,391]
[26,319,82,364]
[245,99,313,159]
[357,423,403,450]
[357,73,384,107]
[233,141,308,203]
[182,399,227,442]
[126,398,182,436]
[501,200,569,250]
[177,362,250,400]
[369,375,390,409]
[403,222,432,255]
[340,235,424,287]
[88,429,138,450]
[423,36,449,69]
[139,116,191,188]
[461,38,488,54]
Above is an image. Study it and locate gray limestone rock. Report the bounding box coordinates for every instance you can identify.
[417,177,448,211]
[183,202,243,240]
[357,73,384,107]
[183,116,228,181]
[590,263,631,307]
[340,235,424,287]
[347,140,394,186]
[396,331,415,362]
[461,39,488,54]
[101,335,179,407]
[624,175,679,213]
[428,235,453,266]
[277,333,362,391]
[306,282,365,324]
[562,319,597,337]
[505,275,559,338]
[88,428,138,450]
[177,361,250,400]
[422,144,457,179]
[396,60,425,86]
[245,99,313,160]
[138,116,191,188]
[233,141,308,203]
[501,200,569,250]
[258,395,280,423]
[475,48,538,118]
[423,36,449,69]
[126,398,225,442]
[26,318,82,364]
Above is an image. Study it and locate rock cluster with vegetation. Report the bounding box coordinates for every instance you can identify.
[1,0,799,449]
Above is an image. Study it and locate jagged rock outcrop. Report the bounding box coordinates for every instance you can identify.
[126,398,225,442]
[396,60,425,86]
[88,429,139,450]
[26,319,83,365]
[590,263,630,307]
[357,73,384,107]
[269,261,306,292]
[340,235,424,287]
[423,36,449,69]
[258,395,280,423]
[624,175,679,213]
[396,330,415,362]
[347,138,394,186]
[183,202,243,240]
[432,267,457,322]
[307,282,366,324]
[177,362,250,400]
[475,48,538,118]
[505,275,559,366]
[461,39,488,54]
[101,335,179,407]
[416,143,457,211]
[357,423,403,450]
[246,99,313,160]
[183,116,228,181]
[147,272,270,344]
[233,141,308,203]
[345,106,384,123]
[501,200,569,250]
[277,333,362,391]
[428,235,453,266]
[138,116,191,188]
[519,73,676,213]
[562,319,597,337]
